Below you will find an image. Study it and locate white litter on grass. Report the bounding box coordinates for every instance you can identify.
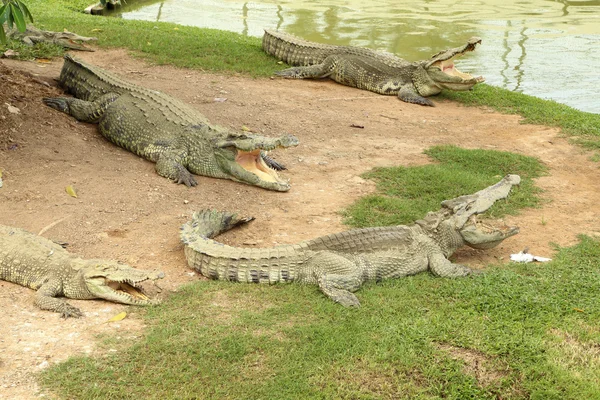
[510,251,552,263]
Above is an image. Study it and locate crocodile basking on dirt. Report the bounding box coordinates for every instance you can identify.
[263,30,484,106]
[44,55,298,191]
[0,225,164,317]
[181,175,520,306]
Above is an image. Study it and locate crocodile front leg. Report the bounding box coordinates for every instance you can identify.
[155,150,198,187]
[35,279,83,318]
[398,84,434,107]
[428,252,473,277]
[43,92,120,123]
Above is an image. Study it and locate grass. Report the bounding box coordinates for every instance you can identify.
[40,235,600,399]
[343,145,547,227]
[1,0,598,146]
[441,86,600,149]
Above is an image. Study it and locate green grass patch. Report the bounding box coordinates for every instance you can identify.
[343,145,546,227]
[4,0,278,76]
[40,235,600,399]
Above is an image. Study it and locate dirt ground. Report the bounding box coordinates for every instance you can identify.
[1,49,599,399]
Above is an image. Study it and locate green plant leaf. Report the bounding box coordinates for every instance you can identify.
[16,0,33,23]
[9,3,25,32]
[4,2,15,29]
[0,4,8,25]
[0,24,5,45]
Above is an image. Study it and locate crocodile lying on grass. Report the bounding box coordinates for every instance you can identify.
[263,30,484,106]
[5,24,97,51]
[0,225,164,318]
[44,55,298,191]
[182,175,520,306]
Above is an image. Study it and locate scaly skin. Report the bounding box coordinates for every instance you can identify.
[5,24,97,51]
[0,225,164,318]
[44,55,298,191]
[263,30,485,106]
[182,175,521,307]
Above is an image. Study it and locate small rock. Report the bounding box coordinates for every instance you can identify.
[5,103,20,114]
[2,49,19,59]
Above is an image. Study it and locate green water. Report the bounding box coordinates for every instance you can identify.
[114,0,600,113]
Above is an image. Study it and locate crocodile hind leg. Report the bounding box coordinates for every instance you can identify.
[43,92,120,123]
[275,56,337,79]
[306,252,365,307]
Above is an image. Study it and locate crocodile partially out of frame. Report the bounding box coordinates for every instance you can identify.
[182,175,520,307]
[44,55,298,191]
[4,24,98,51]
[263,30,484,106]
[0,225,164,318]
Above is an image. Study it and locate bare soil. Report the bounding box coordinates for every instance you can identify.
[1,50,599,399]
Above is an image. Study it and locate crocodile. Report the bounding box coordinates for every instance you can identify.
[4,24,97,51]
[263,30,484,106]
[181,175,520,306]
[0,225,164,317]
[43,55,298,191]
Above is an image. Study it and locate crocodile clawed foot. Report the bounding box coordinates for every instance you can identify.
[274,68,303,79]
[332,291,361,308]
[43,97,71,113]
[174,168,197,187]
[60,304,84,318]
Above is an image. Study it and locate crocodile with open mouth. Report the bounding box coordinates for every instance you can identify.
[263,30,484,106]
[0,224,164,318]
[182,175,520,306]
[44,55,298,191]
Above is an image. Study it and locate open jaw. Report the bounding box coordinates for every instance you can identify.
[428,58,485,90]
[426,37,485,90]
[88,275,163,305]
[236,149,284,184]
[460,215,520,250]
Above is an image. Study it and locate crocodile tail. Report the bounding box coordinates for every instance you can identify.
[181,209,254,242]
[262,29,338,66]
[181,210,299,284]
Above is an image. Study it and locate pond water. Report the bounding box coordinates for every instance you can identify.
[113,0,600,113]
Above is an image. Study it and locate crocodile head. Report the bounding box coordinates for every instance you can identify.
[459,215,519,250]
[424,37,485,91]
[420,175,521,254]
[80,261,164,305]
[213,132,299,192]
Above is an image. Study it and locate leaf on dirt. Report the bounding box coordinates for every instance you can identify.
[65,185,78,198]
[213,97,227,103]
[5,103,20,114]
[241,125,251,132]
[107,312,127,322]
[35,58,52,64]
